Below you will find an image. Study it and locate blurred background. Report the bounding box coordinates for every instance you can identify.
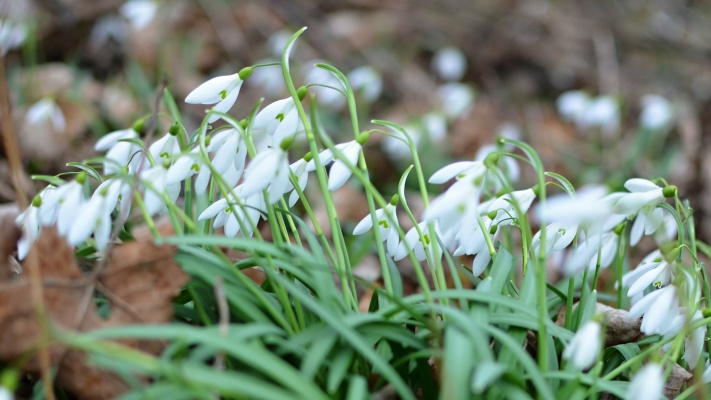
[3,0,711,240]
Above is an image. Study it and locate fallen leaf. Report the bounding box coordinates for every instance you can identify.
[0,216,189,399]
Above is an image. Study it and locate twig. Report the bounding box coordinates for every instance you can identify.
[0,57,56,399]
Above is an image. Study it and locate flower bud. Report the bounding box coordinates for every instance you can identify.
[238,67,253,80]
[297,86,308,101]
[662,185,677,199]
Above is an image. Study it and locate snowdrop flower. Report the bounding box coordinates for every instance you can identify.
[536,185,612,227]
[68,179,124,250]
[148,131,181,164]
[394,221,443,262]
[640,95,674,130]
[199,186,265,238]
[140,164,180,215]
[305,61,346,110]
[486,188,536,227]
[565,230,618,275]
[702,361,711,384]
[56,175,88,236]
[207,127,249,176]
[318,135,368,191]
[241,142,292,204]
[615,178,676,245]
[95,127,142,175]
[348,66,382,103]
[286,156,316,207]
[432,47,467,81]
[437,82,475,119]
[581,95,619,135]
[629,285,679,335]
[0,18,27,55]
[556,90,590,125]
[452,216,496,275]
[185,67,252,123]
[424,175,483,244]
[626,364,664,400]
[684,311,706,369]
[654,213,678,244]
[251,97,302,150]
[353,196,400,257]
[166,147,210,194]
[530,222,578,258]
[476,144,520,185]
[15,195,42,260]
[26,97,66,133]
[563,320,601,370]
[119,0,158,30]
[622,250,674,298]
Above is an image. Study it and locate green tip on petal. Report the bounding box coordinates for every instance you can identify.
[389,194,399,206]
[356,131,371,145]
[31,194,42,207]
[296,86,308,101]
[132,117,146,134]
[169,122,180,136]
[303,151,313,162]
[100,185,109,196]
[662,185,677,198]
[238,67,253,80]
[484,152,499,169]
[280,136,294,151]
[76,172,87,184]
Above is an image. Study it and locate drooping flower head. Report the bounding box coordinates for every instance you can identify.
[185,67,253,123]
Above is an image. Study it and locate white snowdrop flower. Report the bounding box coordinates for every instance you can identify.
[251,98,301,150]
[241,145,291,204]
[452,216,497,275]
[348,66,382,103]
[286,157,316,207]
[36,185,60,227]
[422,112,447,144]
[199,186,265,238]
[428,160,485,184]
[565,230,618,275]
[640,95,674,130]
[249,59,286,97]
[96,128,142,175]
[432,46,467,81]
[68,179,122,250]
[120,0,158,30]
[581,95,619,135]
[140,164,180,215]
[0,18,27,55]
[437,82,475,119]
[621,250,674,298]
[353,199,400,257]
[26,97,66,133]
[394,221,443,262]
[185,68,252,123]
[207,127,249,177]
[685,311,706,369]
[56,176,88,237]
[654,212,678,244]
[166,147,210,194]
[536,185,612,227]
[322,139,364,192]
[305,61,346,110]
[702,361,711,384]
[614,178,669,214]
[486,188,536,227]
[556,90,590,125]
[563,320,601,370]
[423,176,482,241]
[628,285,679,335]
[626,364,664,400]
[530,221,578,258]
[15,197,41,260]
[148,132,181,164]
[475,144,520,184]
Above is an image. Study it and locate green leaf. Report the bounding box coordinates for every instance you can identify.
[471,361,508,394]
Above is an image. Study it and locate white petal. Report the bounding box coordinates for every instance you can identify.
[68,198,102,246]
[624,178,659,193]
[353,213,375,235]
[212,134,240,173]
[199,198,227,221]
[207,83,242,123]
[242,149,282,197]
[429,161,477,184]
[627,264,665,298]
[185,74,240,104]
[472,252,491,276]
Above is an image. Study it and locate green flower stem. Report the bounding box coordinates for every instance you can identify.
[282,28,357,310]
[615,225,628,308]
[287,174,337,266]
[133,191,160,238]
[502,138,549,376]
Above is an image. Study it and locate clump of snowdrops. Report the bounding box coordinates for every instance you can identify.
[11,28,711,400]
